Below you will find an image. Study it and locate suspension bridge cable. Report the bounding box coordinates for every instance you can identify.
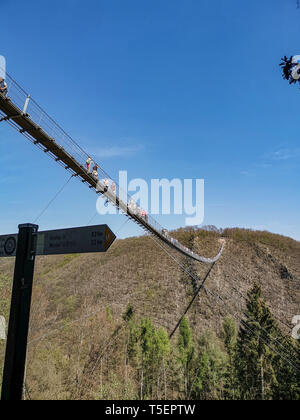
[169,262,215,339]
[208,284,300,365]
[205,286,299,373]
[114,217,130,236]
[211,283,300,361]
[204,286,300,375]
[87,211,99,226]
[147,233,300,375]
[32,174,74,224]
[216,263,299,345]
[86,198,107,226]
[229,284,296,336]
[206,284,300,368]
[148,233,218,337]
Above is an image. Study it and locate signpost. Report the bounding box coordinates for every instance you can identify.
[0,223,116,401]
[0,224,116,258]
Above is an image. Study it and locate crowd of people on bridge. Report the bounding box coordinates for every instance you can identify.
[127,200,148,222]
[85,155,149,222]
[83,156,197,255]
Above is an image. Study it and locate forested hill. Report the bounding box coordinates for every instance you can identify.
[0,227,299,400]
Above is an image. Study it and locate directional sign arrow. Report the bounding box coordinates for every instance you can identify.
[0,224,116,257]
[105,225,116,250]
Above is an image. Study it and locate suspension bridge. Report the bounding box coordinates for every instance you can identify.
[0,69,225,264]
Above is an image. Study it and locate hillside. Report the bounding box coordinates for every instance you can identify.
[0,227,299,399]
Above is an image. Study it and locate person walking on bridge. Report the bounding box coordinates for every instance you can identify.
[111,182,116,194]
[92,164,99,179]
[141,210,148,223]
[103,178,109,192]
[0,78,7,96]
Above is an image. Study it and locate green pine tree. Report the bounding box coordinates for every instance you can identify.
[235,283,277,400]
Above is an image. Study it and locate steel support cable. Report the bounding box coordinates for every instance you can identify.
[148,233,208,284]
[204,286,298,371]
[114,217,130,236]
[86,198,107,227]
[210,284,300,366]
[148,233,300,375]
[87,199,130,234]
[206,285,299,366]
[222,265,299,335]
[148,233,218,396]
[215,282,300,358]
[193,240,297,334]
[204,287,300,375]
[214,280,291,334]
[1,114,85,177]
[32,174,74,224]
[2,105,127,223]
[169,262,216,339]
[223,265,297,333]
[87,211,100,227]
[147,233,218,334]
[236,313,300,375]
[209,283,300,364]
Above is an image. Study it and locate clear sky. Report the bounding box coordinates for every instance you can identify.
[0,0,299,240]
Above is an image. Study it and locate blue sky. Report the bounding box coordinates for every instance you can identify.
[0,0,299,240]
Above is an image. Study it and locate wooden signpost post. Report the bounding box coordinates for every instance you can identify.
[0,223,116,401]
